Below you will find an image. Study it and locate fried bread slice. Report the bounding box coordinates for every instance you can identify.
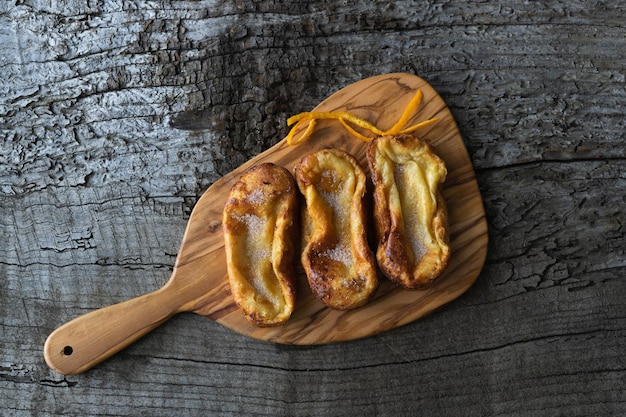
[367,134,450,289]
[295,149,378,309]
[222,163,299,326]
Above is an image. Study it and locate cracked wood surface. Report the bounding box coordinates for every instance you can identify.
[1,1,625,416]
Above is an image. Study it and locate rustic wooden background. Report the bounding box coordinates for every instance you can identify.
[1,0,624,415]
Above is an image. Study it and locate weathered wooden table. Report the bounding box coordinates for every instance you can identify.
[2,1,624,415]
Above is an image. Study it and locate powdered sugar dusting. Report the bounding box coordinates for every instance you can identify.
[324,244,352,268]
[246,188,265,205]
[234,213,265,236]
[233,212,274,300]
[322,169,339,182]
[321,191,341,215]
[394,163,427,261]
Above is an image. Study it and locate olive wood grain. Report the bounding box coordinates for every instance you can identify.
[44,72,488,375]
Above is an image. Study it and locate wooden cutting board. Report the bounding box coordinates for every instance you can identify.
[44,72,488,375]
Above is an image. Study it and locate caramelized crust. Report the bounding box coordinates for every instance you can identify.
[223,163,299,326]
[295,149,378,309]
[366,135,450,289]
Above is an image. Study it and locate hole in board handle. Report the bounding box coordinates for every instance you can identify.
[62,346,73,356]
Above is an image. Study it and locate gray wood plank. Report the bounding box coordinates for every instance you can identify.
[1,0,624,415]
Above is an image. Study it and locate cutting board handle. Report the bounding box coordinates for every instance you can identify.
[44,286,180,375]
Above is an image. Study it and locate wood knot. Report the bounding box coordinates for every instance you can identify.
[207,221,222,233]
